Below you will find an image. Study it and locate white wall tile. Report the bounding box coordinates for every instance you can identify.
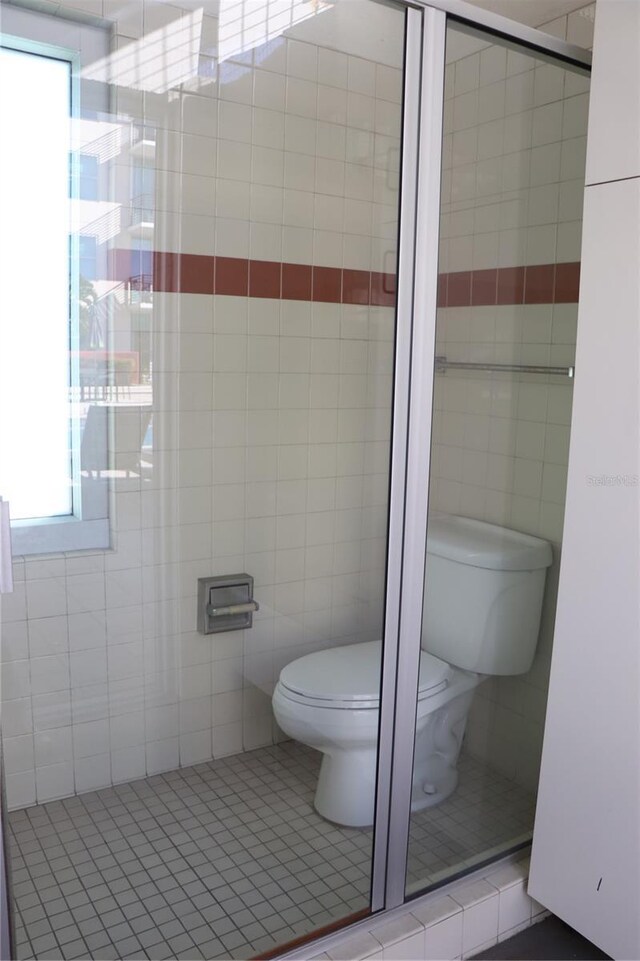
[212,721,243,757]
[111,745,146,783]
[36,761,75,803]
[27,615,69,658]
[74,754,111,793]
[66,573,106,615]
[287,39,317,83]
[34,727,73,768]
[2,661,31,701]
[3,734,34,775]
[146,738,179,775]
[30,655,70,696]
[1,621,29,662]
[25,578,67,620]
[2,584,26,624]
[5,771,36,810]
[180,729,212,765]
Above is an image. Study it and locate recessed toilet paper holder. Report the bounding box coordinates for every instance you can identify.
[197,573,259,635]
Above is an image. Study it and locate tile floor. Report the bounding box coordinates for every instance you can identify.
[9,742,535,961]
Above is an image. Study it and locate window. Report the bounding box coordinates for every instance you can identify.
[0,7,110,554]
[0,46,72,522]
[78,153,99,201]
[79,235,98,281]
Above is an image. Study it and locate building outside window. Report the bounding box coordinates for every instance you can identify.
[0,10,110,553]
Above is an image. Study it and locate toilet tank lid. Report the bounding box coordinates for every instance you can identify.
[427,513,552,571]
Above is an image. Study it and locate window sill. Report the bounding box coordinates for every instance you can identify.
[11,516,110,556]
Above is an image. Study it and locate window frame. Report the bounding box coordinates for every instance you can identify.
[0,5,111,555]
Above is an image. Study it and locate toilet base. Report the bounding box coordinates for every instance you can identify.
[313,751,459,827]
[411,768,458,811]
[408,684,474,813]
[311,681,478,829]
[315,748,377,828]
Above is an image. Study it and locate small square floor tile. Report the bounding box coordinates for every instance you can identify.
[10,745,534,960]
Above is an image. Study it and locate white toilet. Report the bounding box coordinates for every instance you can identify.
[272,513,553,828]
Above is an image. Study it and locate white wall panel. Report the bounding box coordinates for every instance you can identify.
[529,174,640,959]
[584,0,640,186]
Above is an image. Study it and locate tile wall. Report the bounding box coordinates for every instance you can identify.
[0,0,596,813]
[1,0,403,809]
[430,7,594,791]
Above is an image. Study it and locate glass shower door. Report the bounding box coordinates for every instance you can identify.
[404,20,590,898]
[0,0,409,956]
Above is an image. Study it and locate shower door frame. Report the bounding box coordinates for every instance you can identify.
[370,0,592,916]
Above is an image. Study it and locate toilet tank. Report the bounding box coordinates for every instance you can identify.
[422,514,553,675]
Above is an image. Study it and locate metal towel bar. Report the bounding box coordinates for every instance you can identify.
[435,355,574,378]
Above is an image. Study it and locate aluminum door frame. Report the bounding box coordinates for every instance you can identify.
[0,734,13,961]
[370,1,446,913]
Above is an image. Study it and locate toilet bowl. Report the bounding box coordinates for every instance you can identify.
[272,513,553,828]
[273,639,480,827]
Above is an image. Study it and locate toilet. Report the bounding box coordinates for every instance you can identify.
[272,513,553,828]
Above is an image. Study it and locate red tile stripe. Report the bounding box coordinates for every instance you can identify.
[109,251,397,306]
[438,262,581,307]
[108,252,580,306]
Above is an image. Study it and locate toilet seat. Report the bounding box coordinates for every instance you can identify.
[278,640,450,710]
